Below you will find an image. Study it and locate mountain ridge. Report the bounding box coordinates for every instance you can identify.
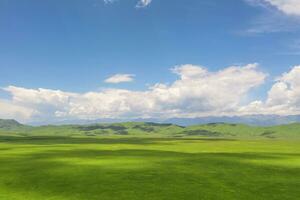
[26,114,300,127]
[0,119,28,131]
[0,118,299,139]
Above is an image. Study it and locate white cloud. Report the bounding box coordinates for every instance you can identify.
[171,64,208,80]
[104,74,135,84]
[264,0,300,16]
[244,0,300,34]
[136,0,152,8]
[103,0,152,8]
[240,66,300,115]
[0,99,35,122]
[103,0,117,4]
[247,0,300,16]
[0,64,268,122]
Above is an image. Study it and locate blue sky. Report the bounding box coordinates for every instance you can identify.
[0,0,300,123]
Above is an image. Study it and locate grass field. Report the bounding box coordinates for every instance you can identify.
[0,135,299,200]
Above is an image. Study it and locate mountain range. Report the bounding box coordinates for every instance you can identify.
[27,115,300,126]
[1,118,299,139]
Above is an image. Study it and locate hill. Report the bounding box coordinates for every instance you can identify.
[0,119,299,139]
[185,123,300,138]
[29,115,300,126]
[0,119,29,131]
[17,122,185,137]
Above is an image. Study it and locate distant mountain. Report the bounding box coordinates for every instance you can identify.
[27,115,300,126]
[1,119,299,139]
[159,115,300,126]
[0,119,28,131]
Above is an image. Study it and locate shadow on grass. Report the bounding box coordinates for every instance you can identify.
[0,147,299,200]
[0,135,235,145]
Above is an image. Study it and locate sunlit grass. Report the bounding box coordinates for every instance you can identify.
[0,136,299,200]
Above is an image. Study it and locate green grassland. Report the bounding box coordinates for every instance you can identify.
[0,119,299,199]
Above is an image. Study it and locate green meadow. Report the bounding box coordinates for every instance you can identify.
[0,120,299,199]
[0,136,300,200]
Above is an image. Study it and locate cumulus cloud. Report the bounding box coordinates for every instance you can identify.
[240,66,300,115]
[0,64,268,122]
[0,100,35,122]
[104,74,135,83]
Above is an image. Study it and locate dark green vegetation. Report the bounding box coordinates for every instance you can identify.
[0,119,299,199]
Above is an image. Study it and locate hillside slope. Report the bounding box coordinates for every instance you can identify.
[0,119,29,131]
[0,119,299,138]
[186,123,300,138]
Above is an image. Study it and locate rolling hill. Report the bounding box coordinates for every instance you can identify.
[0,119,299,138]
[0,119,29,131]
